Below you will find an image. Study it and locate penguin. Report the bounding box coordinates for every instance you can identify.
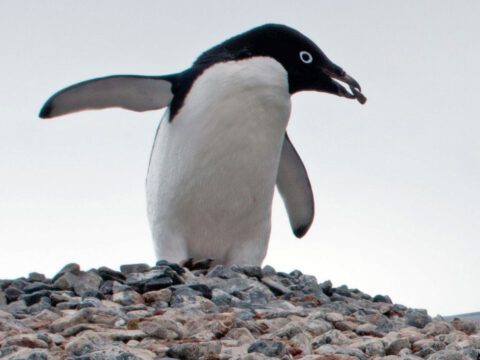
[39,24,366,266]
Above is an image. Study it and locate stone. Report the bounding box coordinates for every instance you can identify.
[112,290,144,306]
[312,330,352,348]
[405,309,432,329]
[373,294,393,304]
[120,263,151,275]
[5,287,23,302]
[2,333,49,348]
[142,289,172,304]
[97,266,126,283]
[427,350,469,360]
[248,340,287,357]
[64,330,109,356]
[28,272,47,282]
[166,343,200,360]
[386,338,411,355]
[349,338,385,357]
[262,265,276,277]
[412,339,446,354]
[155,259,185,275]
[355,323,385,337]
[425,321,454,336]
[142,277,174,292]
[261,276,290,295]
[452,319,478,335]
[325,312,345,323]
[291,331,313,355]
[211,288,235,307]
[73,271,103,296]
[232,265,263,279]
[138,318,183,339]
[274,321,305,339]
[20,309,60,330]
[22,282,56,294]
[19,290,52,306]
[226,327,255,345]
[315,344,367,360]
[304,317,334,336]
[2,348,51,360]
[333,285,350,297]
[207,265,243,279]
[52,263,81,282]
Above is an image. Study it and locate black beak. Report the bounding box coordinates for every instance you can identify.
[323,67,367,105]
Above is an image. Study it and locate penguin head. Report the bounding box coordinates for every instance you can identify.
[195,24,366,104]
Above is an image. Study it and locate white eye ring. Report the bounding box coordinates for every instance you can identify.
[299,51,313,64]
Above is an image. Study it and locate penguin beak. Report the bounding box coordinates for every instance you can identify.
[322,67,367,105]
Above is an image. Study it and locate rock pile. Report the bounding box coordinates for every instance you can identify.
[0,262,478,360]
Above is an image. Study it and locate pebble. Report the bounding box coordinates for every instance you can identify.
[0,263,478,359]
[248,339,287,357]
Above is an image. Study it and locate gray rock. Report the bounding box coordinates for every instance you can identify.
[5,287,23,302]
[312,329,351,348]
[262,265,276,277]
[355,323,385,337]
[112,290,144,306]
[333,285,350,297]
[2,333,49,348]
[350,338,386,357]
[260,276,290,295]
[247,340,287,357]
[52,263,81,282]
[139,318,183,339]
[274,321,304,339]
[120,263,151,275]
[226,327,255,345]
[0,290,6,305]
[406,309,432,328]
[304,317,333,336]
[373,294,393,303]
[28,272,47,282]
[207,265,243,279]
[315,344,367,360]
[425,321,454,336]
[386,338,411,355]
[291,331,313,355]
[452,318,478,335]
[19,290,52,306]
[3,348,50,360]
[211,288,235,307]
[97,266,126,283]
[22,282,56,294]
[427,350,468,360]
[232,265,263,279]
[166,343,200,360]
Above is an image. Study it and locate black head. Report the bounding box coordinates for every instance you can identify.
[194,24,366,103]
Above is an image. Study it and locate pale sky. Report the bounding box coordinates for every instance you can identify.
[1,1,479,316]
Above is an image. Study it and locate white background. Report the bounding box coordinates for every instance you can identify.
[1,1,479,316]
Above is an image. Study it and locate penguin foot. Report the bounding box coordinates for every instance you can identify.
[181,257,215,271]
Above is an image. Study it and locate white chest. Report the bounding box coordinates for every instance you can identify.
[147,57,291,265]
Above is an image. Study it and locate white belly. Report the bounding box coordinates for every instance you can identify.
[146,57,291,266]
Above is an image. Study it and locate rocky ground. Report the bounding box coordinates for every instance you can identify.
[0,262,478,360]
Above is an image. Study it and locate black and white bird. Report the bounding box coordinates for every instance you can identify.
[40,24,366,266]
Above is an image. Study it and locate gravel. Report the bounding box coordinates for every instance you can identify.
[0,262,478,360]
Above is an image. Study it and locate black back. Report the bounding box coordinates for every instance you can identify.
[168,24,336,120]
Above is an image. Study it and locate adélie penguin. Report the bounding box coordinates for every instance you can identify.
[39,24,366,266]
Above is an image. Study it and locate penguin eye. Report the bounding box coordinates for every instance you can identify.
[299,51,313,64]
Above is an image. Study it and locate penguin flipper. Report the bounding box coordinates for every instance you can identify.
[39,75,174,118]
[276,133,314,238]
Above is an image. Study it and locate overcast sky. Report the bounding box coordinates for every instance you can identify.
[1,1,479,316]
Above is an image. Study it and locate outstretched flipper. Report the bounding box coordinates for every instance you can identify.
[276,134,315,238]
[39,75,174,118]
